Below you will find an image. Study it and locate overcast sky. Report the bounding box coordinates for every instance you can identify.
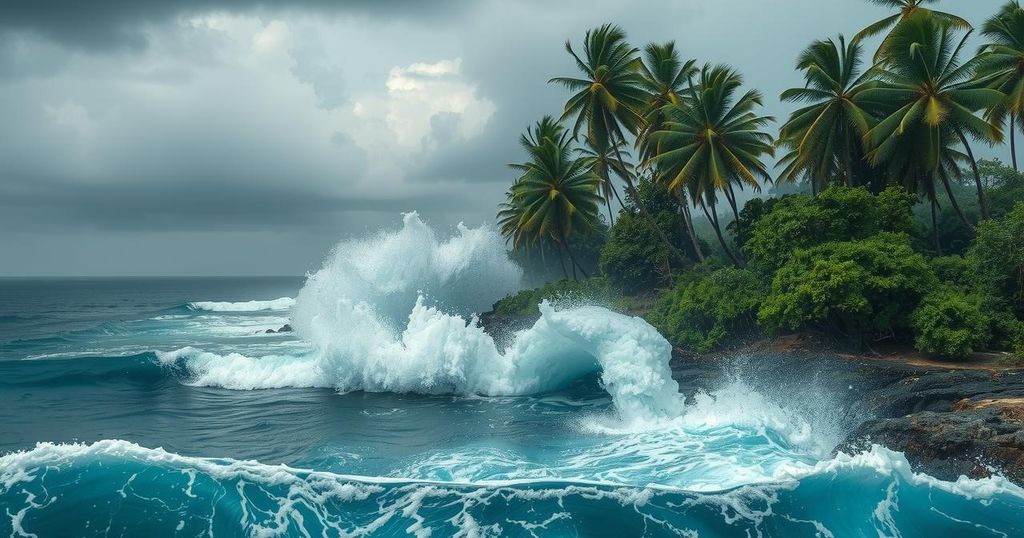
[0,0,1006,276]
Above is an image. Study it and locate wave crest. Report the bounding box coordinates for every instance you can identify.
[188,297,296,312]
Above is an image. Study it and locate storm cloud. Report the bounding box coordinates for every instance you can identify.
[0,0,1006,276]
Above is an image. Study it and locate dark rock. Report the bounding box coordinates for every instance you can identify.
[669,341,1024,485]
[262,323,293,334]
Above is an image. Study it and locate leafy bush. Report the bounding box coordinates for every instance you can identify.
[742,186,915,273]
[911,290,990,359]
[969,203,1024,316]
[599,211,681,294]
[491,277,618,317]
[758,233,936,341]
[648,267,765,352]
[598,176,706,294]
[929,255,973,289]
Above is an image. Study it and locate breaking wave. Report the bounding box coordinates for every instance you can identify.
[187,297,296,312]
[3,440,1022,537]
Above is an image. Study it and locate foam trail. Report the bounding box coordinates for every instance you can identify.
[189,297,296,312]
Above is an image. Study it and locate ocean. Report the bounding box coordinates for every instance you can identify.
[2,215,1023,536]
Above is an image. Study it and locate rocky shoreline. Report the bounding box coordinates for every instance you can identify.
[671,340,1024,485]
[479,312,1024,484]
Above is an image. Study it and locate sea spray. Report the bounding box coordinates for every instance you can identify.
[292,212,522,331]
[160,301,684,422]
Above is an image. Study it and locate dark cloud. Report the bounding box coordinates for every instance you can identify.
[0,0,470,50]
[0,0,1008,276]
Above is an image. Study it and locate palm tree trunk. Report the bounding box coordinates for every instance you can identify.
[939,174,975,232]
[1011,115,1018,172]
[555,241,570,280]
[608,119,687,265]
[674,188,705,262]
[930,193,942,256]
[701,199,741,267]
[725,183,741,223]
[955,127,990,220]
[560,235,588,279]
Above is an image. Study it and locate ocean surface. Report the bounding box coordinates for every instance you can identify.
[2,214,1024,537]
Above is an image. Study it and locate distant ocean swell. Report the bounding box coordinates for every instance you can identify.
[2,440,1022,537]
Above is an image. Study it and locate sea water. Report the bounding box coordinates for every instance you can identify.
[1,213,1023,537]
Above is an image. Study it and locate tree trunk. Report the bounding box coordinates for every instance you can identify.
[701,199,741,267]
[725,183,741,223]
[1007,114,1019,172]
[675,188,705,262]
[930,193,942,256]
[955,127,990,220]
[608,118,688,265]
[556,241,570,280]
[560,235,588,279]
[939,174,975,232]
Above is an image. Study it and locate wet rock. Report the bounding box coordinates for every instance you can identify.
[838,371,1024,484]
[262,323,292,334]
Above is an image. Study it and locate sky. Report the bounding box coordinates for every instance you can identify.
[0,0,1007,276]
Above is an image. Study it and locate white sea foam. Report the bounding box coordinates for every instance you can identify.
[159,300,683,422]
[188,297,296,312]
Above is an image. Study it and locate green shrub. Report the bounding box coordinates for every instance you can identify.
[648,267,765,352]
[929,255,973,288]
[758,233,936,341]
[491,277,618,317]
[742,186,915,273]
[599,211,680,294]
[598,177,706,294]
[968,203,1024,315]
[910,290,990,359]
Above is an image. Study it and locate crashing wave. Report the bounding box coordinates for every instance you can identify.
[3,440,1022,537]
[159,300,683,422]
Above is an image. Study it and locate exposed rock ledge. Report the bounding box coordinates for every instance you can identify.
[669,339,1024,485]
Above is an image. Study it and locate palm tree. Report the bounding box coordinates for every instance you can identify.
[978,1,1024,170]
[777,35,877,193]
[550,24,687,264]
[856,0,972,61]
[636,41,704,262]
[500,130,602,280]
[862,11,1005,224]
[645,64,775,266]
[575,136,631,223]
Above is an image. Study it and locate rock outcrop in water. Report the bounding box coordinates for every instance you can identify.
[838,369,1024,484]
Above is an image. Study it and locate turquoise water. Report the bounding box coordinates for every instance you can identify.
[2,217,1024,537]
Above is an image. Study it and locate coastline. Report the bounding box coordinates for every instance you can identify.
[671,336,1024,485]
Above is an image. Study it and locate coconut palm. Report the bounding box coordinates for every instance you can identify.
[856,0,972,61]
[777,35,877,193]
[550,24,686,263]
[644,64,775,266]
[501,132,602,280]
[636,41,704,261]
[862,11,1005,224]
[978,1,1024,170]
[576,136,631,224]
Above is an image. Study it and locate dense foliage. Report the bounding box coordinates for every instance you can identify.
[491,278,619,318]
[911,290,991,359]
[759,233,935,339]
[649,267,765,352]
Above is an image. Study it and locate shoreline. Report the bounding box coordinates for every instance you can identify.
[672,336,1024,485]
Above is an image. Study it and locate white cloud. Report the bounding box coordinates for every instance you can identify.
[376,57,495,149]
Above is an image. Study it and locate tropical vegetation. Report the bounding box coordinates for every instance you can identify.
[493,1,1024,361]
